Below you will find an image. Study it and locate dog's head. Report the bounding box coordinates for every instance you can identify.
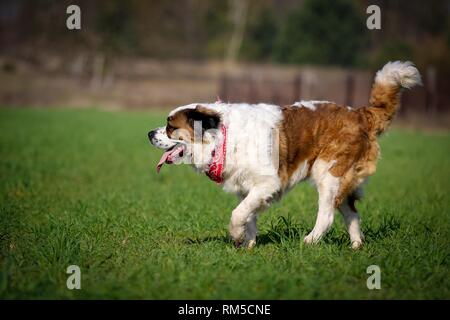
[148,104,222,172]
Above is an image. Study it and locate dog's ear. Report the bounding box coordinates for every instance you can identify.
[186,105,221,131]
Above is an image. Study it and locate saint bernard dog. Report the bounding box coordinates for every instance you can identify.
[148,61,421,249]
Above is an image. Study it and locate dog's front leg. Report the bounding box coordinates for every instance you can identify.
[229,188,270,249]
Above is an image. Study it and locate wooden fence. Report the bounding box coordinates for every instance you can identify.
[218,67,449,115]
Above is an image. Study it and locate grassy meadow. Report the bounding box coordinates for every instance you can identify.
[0,107,449,299]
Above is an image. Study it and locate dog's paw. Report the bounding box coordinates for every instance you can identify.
[351,240,363,250]
[229,223,245,247]
[245,239,257,249]
[350,232,364,250]
[234,238,256,249]
[234,239,243,248]
[303,233,319,245]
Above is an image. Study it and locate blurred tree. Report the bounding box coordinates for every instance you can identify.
[204,1,232,58]
[1,0,449,71]
[273,0,368,66]
[226,0,249,64]
[95,0,137,53]
[240,8,278,61]
[369,40,414,68]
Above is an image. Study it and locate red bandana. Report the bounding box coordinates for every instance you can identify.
[205,124,227,184]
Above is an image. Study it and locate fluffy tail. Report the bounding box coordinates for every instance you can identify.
[362,61,422,135]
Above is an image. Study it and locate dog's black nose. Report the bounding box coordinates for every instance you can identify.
[148,130,156,141]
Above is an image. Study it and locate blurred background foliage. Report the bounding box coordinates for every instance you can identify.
[1,0,449,70]
[1,0,449,115]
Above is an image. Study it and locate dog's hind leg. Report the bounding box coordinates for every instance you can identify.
[304,160,340,244]
[334,163,369,249]
[339,189,365,250]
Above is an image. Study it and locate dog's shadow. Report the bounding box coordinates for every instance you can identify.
[183,215,401,247]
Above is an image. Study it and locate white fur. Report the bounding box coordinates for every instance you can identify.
[206,103,285,248]
[168,103,199,117]
[221,103,282,196]
[150,126,178,149]
[165,102,284,197]
[293,100,330,111]
[375,61,422,88]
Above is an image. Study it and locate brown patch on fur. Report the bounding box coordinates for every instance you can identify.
[360,83,401,136]
[167,110,193,141]
[194,105,222,119]
[278,80,404,207]
[167,105,221,142]
[278,103,378,207]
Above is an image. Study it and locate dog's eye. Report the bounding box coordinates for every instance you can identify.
[166,124,174,136]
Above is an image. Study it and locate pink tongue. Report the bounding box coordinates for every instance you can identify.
[156,145,184,173]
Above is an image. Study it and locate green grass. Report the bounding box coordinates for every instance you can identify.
[0,107,449,299]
